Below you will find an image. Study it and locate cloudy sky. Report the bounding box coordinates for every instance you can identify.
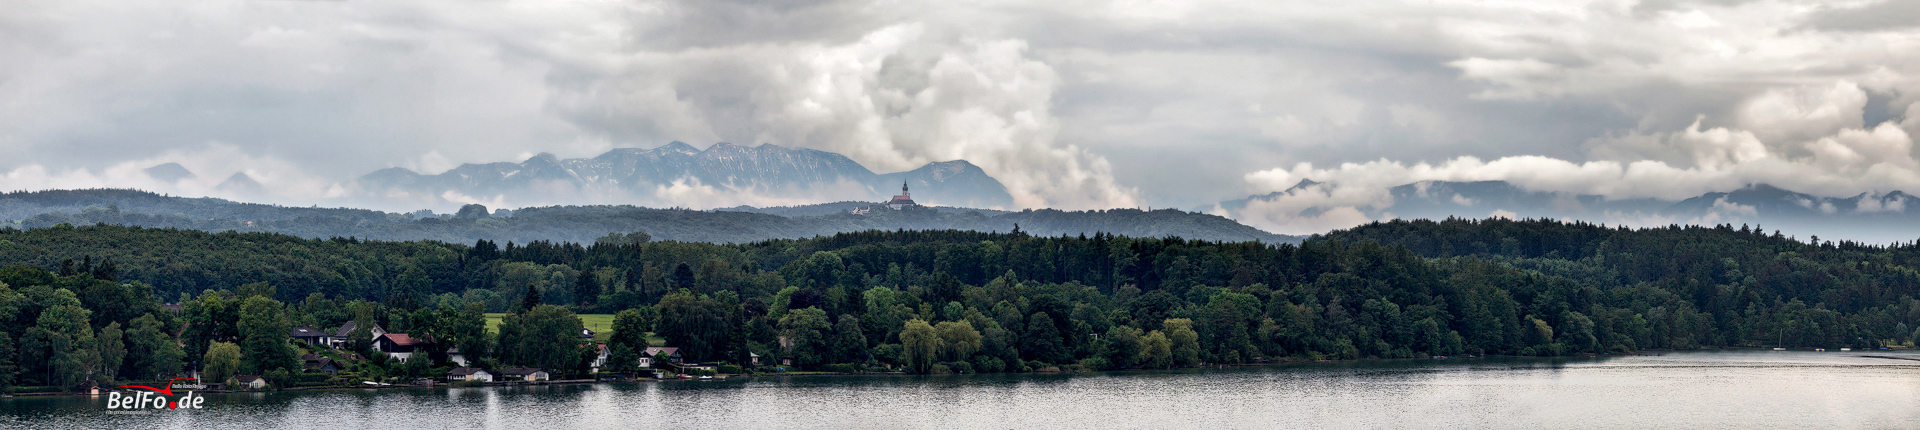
[2,0,1917,232]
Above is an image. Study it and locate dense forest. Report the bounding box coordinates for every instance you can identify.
[0,189,1296,244]
[0,217,1916,392]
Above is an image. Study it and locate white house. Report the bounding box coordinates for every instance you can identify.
[590,344,609,373]
[448,367,493,382]
[374,333,432,363]
[639,347,683,368]
[329,321,386,349]
[500,368,550,382]
[447,347,470,367]
[234,375,268,390]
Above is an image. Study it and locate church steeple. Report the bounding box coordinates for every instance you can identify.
[887,181,918,209]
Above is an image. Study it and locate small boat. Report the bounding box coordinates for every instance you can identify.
[1772,348,1786,351]
[1841,348,1852,351]
[1815,348,1827,352]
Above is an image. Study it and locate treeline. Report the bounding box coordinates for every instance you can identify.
[0,189,1296,244]
[0,218,1917,391]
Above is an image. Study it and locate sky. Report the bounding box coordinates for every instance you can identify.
[2,0,1918,233]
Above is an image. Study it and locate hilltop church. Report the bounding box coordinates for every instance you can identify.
[886,182,918,210]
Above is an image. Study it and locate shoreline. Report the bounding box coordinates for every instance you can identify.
[8,346,1910,399]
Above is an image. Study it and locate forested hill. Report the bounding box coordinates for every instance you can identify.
[1,218,1915,386]
[1318,217,1920,323]
[0,189,1299,244]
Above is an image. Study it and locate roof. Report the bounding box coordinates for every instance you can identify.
[888,195,916,204]
[290,327,325,337]
[335,321,385,337]
[449,367,490,376]
[301,353,325,362]
[379,333,422,346]
[499,368,547,376]
[644,347,680,356]
[304,358,339,370]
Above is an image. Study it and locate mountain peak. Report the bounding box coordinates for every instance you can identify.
[217,172,266,197]
[526,153,561,164]
[661,141,699,154]
[144,163,196,183]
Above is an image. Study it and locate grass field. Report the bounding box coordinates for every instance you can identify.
[484,313,662,345]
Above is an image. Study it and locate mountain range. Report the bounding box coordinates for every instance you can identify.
[1210,180,1920,243]
[356,142,1017,209]
[0,189,1299,245]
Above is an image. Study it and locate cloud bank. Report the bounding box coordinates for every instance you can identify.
[0,0,1916,224]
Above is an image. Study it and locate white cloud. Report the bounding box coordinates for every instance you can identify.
[4,0,1920,217]
[1223,81,1920,233]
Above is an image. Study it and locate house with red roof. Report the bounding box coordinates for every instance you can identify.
[374,333,435,363]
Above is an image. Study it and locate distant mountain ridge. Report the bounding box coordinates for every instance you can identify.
[1210,180,1920,243]
[0,189,1301,245]
[358,142,1017,209]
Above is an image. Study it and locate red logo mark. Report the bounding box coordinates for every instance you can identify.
[117,377,201,397]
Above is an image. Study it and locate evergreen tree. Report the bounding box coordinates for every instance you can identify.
[575,269,599,306]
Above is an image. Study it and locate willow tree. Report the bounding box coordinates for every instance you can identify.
[900,319,940,374]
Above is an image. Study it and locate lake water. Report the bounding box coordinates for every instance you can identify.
[6,350,1920,429]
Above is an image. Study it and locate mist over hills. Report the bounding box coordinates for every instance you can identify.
[1211,180,1920,243]
[356,141,1018,210]
[0,189,1299,245]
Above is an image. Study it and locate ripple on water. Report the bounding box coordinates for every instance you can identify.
[5,350,1920,429]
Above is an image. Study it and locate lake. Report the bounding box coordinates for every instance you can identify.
[5,350,1920,429]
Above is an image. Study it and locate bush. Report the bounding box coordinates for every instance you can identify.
[944,361,973,374]
[265,369,293,390]
[1078,357,1112,371]
[930,364,952,374]
[971,356,1005,373]
[718,364,744,375]
[824,363,857,374]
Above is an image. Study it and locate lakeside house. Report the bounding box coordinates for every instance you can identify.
[639,347,683,368]
[373,333,434,363]
[499,368,550,382]
[590,344,609,373]
[301,354,342,376]
[329,321,386,349]
[447,347,470,367]
[448,367,493,382]
[289,327,331,346]
[234,375,267,390]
